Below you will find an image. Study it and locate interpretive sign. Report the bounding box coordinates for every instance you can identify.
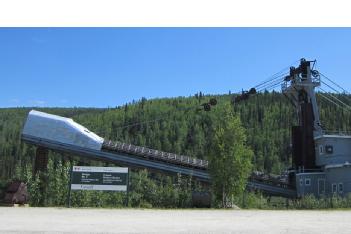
[70,166,128,191]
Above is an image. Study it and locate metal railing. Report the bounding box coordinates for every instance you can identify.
[102,140,208,169]
[282,76,321,92]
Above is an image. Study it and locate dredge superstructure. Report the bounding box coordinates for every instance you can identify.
[21,58,351,199]
[283,59,351,197]
[236,58,351,198]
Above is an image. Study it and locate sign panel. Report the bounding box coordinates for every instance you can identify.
[70,166,128,191]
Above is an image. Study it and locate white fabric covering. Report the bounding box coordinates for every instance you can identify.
[22,110,104,150]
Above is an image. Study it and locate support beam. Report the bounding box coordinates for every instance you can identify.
[34,147,48,175]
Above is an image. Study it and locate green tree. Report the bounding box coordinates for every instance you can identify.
[208,104,253,208]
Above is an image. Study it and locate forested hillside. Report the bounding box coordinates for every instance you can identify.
[1,92,351,207]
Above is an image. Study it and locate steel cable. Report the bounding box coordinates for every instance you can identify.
[320,73,349,94]
[257,77,286,92]
[319,76,351,106]
[318,87,351,111]
[254,59,300,89]
[317,89,351,112]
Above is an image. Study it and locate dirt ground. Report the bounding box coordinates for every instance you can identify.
[0,207,350,233]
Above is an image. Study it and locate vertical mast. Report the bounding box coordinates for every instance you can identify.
[282,58,322,137]
[282,58,322,170]
[233,58,322,170]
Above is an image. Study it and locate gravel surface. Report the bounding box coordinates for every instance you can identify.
[0,207,351,233]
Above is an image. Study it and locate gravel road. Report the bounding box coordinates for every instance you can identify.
[0,207,350,233]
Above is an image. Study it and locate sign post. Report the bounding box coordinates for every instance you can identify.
[67,166,129,207]
[67,165,73,208]
[125,169,130,207]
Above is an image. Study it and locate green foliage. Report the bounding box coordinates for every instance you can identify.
[241,192,272,209]
[208,103,253,207]
[1,92,351,208]
[129,169,155,208]
[238,193,351,210]
[291,194,351,209]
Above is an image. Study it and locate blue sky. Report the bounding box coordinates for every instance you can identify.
[1,28,351,108]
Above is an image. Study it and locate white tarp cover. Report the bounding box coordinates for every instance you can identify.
[22,110,104,150]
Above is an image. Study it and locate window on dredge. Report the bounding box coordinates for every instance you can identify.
[319,145,324,154]
[332,183,337,193]
[325,145,333,154]
[339,183,344,193]
[305,178,311,186]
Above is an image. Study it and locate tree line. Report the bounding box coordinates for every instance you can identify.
[1,92,351,207]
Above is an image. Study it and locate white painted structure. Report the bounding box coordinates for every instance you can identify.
[22,110,104,150]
